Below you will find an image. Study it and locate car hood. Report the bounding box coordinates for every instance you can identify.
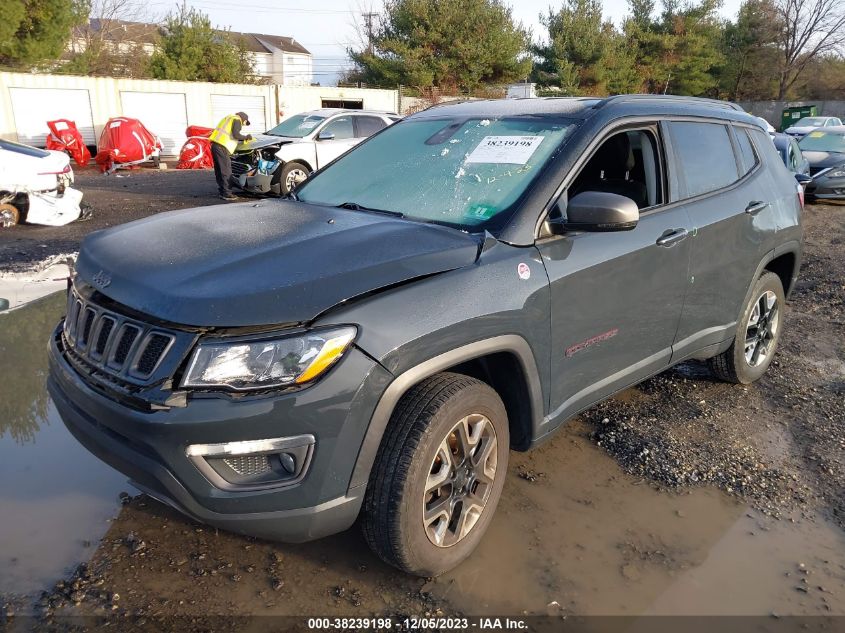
[74,200,480,327]
[234,134,297,152]
[785,126,812,133]
[802,151,845,169]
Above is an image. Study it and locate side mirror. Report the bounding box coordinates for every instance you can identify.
[317,130,335,141]
[794,173,812,186]
[564,191,640,232]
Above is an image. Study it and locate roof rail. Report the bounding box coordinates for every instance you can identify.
[594,94,745,112]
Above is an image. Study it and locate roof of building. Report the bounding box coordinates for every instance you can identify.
[235,33,311,56]
[79,19,160,45]
[75,20,311,56]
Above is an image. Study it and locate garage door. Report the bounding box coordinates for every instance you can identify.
[120,91,188,156]
[211,95,267,134]
[9,87,96,147]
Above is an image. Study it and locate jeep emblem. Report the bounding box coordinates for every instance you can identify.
[92,270,112,289]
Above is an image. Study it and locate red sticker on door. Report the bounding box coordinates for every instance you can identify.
[517,263,531,280]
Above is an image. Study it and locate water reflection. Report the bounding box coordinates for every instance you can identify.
[0,293,126,596]
[0,293,64,444]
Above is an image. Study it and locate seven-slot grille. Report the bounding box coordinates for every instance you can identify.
[63,286,176,381]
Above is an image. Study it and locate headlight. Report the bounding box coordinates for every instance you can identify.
[827,168,845,178]
[182,326,356,391]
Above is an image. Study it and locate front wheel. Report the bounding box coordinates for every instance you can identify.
[709,271,785,384]
[280,161,310,195]
[0,203,20,229]
[362,373,509,577]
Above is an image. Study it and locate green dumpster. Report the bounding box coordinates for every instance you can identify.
[781,105,818,131]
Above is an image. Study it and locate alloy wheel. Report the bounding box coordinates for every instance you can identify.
[423,413,498,548]
[285,168,308,192]
[744,290,779,367]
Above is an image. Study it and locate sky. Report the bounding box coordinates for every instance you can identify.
[146,0,745,85]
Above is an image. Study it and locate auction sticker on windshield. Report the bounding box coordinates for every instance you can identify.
[466,136,545,165]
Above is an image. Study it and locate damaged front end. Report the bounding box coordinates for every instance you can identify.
[0,175,85,228]
[231,136,292,196]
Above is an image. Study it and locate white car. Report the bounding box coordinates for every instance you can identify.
[754,116,776,135]
[231,109,401,195]
[784,116,843,139]
[0,139,83,228]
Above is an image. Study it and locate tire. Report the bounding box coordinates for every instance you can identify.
[708,271,785,384]
[0,203,20,229]
[362,372,509,577]
[280,161,310,195]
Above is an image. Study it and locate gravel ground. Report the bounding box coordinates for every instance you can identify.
[585,200,845,528]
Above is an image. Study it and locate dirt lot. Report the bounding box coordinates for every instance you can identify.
[0,167,222,271]
[0,169,843,627]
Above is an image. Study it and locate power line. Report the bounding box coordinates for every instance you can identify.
[187,1,355,14]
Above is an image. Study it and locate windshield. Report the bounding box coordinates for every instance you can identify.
[798,131,845,153]
[266,114,326,138]
[295,115,576,231]
[0,138,51,158]
[794,117,826,127]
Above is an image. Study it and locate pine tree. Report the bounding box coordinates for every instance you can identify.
[0,0,86,67]
[348,0,531,93]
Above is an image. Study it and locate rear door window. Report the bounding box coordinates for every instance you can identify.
[354,116,387,138]
[668,121,740,198]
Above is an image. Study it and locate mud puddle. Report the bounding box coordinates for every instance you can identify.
[3,294,845,620]
[32,418,845,621]
[0,292,126,597]
[428,420,845,616]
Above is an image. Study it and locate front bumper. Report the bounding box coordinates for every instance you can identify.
[48,324,392,542]
[805,175,845,200]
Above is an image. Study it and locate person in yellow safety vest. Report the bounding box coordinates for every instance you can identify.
[209,111,253,201]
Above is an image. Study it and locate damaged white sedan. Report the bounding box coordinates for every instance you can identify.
[0,138,84,228]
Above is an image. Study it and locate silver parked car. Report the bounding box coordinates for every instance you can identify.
[784,116,842,139]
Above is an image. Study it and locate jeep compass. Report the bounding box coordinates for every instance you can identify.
[48,96,802,576]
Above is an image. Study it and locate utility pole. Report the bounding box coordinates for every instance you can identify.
[663,72,672,95]
[362,11,377,56]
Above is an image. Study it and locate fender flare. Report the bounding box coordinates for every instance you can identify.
[347,334,545,491]
[749,240,801,302]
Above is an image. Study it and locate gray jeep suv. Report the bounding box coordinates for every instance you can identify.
[48,96,802,577]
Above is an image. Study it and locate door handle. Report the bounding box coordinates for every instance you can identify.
[656,228,689,247]
[745,200,769,215]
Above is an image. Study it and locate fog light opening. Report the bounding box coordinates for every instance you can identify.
[186,435,314,491]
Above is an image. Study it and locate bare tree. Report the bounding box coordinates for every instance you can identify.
[66,0,159,77]
[774,0,845,99]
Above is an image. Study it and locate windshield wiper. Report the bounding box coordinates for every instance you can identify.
[336,202,405,218]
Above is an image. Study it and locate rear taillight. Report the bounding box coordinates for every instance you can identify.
[796,183,805,209]
[38,164,72,176]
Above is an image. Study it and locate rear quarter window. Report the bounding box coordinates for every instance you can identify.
[734,127,758,175]
[669,121,740,198]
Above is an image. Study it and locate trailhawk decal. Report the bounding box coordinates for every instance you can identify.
[565,328,619,358]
